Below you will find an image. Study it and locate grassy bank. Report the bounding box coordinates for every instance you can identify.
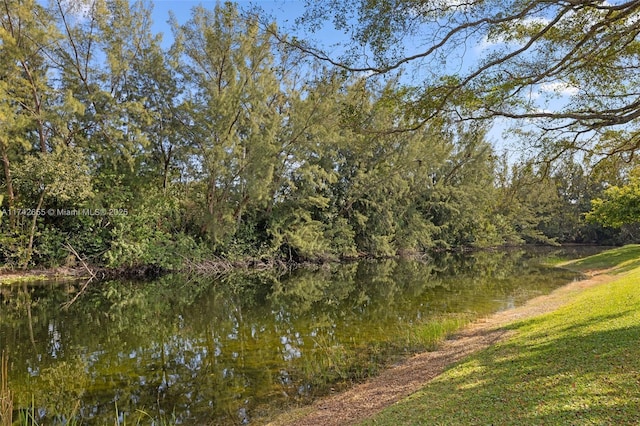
[0,268,90,286]
[362,245,640,425]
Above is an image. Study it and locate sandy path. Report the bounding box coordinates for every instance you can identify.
[269,271,613,426]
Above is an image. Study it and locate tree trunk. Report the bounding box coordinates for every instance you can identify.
[1,140,15,230]
[162,144,173,193]
[19,60,47,153]
[24,188,46,268]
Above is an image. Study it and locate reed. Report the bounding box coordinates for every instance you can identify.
[406,313,473,350]
[0,351,12,426]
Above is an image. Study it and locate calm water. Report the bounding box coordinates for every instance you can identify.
[0,247,602,424]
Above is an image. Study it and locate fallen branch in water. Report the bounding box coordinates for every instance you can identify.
[61,243,96,310]
[183,256,234,276]
[63,243,97,281]
[62,276,94,310]
[182,256,296,277]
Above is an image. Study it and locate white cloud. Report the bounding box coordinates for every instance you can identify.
[521,16,551,27]
[539,81,580,96]
[475,16,551,52]
[58,0,95,19]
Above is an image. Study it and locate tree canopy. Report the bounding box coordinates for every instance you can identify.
[290,0,640,162]
[587,168,640,230]
[0,0,635,269]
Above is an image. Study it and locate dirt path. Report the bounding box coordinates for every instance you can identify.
[268,271,613,426]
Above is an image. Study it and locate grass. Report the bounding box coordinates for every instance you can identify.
[0,265,91,286]
[559,244,640,274]
[401,314,474,351]
[0,274,49,286]
[362,245,640,425]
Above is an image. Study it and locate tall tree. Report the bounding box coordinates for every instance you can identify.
[266,69,357,260]
[493,158,563,245]
[0,0,59,154]
[0,0,60,225]
[48,0,155,175]
[172,3,282,247]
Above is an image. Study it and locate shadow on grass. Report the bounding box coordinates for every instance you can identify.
[365,311,640,425]
[504,309,635,335]
[565,244,640,273]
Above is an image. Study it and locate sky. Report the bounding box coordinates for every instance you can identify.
[148,1,329,47]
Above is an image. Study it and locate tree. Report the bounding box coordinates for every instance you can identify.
[5,0,613,268]
[0,0,61,226]
[0,0,61,154]
[13,146,92,266]
[288,0,640,162]
[266,70,355,260]
[587,168,640,233]
[492,157,563,245]
[171,3,282,248]
[127,21,186,193]
[47,0,157,175]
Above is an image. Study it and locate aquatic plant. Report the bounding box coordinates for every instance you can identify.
[0,352,12,426]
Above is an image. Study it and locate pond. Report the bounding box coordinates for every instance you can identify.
[0,246,604,425]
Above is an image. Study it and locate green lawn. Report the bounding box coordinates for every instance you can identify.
[560,244,640,273]
[362,245,640,425]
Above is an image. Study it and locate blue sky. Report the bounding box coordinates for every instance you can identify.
[149,1,326,46]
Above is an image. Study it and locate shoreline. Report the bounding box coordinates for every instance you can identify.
[0,267,90,285]
[268,269,614,426]
[0,243,610,286]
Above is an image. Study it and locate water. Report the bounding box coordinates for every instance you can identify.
[0,247,601,424]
